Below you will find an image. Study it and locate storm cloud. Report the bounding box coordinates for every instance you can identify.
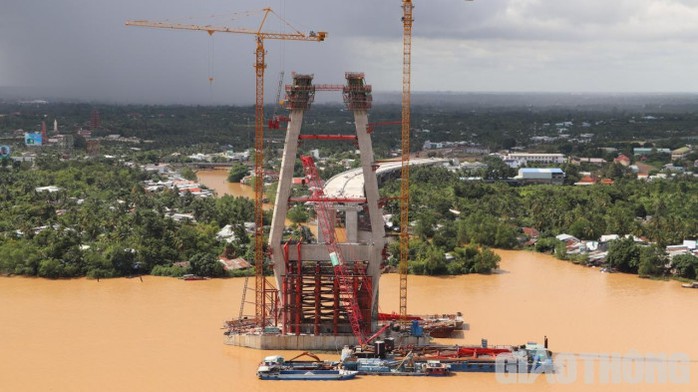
[2,0,698,104]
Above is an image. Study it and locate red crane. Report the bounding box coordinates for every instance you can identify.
[299,155,369,344]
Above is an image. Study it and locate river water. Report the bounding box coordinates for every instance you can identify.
[1,170,695,391]
[196,169,269,208]
[2,251,696,391]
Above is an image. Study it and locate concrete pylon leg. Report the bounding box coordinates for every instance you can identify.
[270,109,305,289]
[353,110,385,307]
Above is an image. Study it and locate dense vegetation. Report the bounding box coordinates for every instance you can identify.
[0,158,257,278]
[381,166,698,278]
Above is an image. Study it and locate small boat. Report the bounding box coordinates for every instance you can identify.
[681,282,698,288]
[180,274,209,281]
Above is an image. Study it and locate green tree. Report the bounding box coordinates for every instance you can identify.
[287,205,309,225]
[672,254,698,279]
[638,245,666,278]
[227,163,249,183]
[481,156,515,180]
[534,237,561,253]
[84,249,117,279]
[179,167,198,181]
[432,222,457,250]
[38,258,65,279]
[412,244,447,275]
[606,237,641,273]
[472,247,500,273]
[189,252,225,277]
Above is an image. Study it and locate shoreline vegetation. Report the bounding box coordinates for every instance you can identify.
[385,165,697,281]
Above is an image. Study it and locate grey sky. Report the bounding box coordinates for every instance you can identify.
[2,0,698,104]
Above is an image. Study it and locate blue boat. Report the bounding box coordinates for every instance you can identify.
[257,355,357,380]
[257,369,358,380]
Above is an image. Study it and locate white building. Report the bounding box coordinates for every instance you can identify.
[515,168,565,185]
[506,153,566,167]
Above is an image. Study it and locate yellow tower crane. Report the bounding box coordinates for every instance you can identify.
[126,8,326,327]
[399,1,472,320]
[399,0,414,321]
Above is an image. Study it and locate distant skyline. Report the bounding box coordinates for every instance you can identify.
[2,0,698,105]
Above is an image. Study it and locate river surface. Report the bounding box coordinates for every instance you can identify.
[1,170,695,391]
[2,251,697,391]
[196,168,269,205]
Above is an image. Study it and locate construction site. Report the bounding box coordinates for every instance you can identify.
[127,2,458,351]
[226,72,435,350]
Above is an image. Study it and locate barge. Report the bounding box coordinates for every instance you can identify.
[342,337,554,374]
[257,368,358,380]
[256,355,356,380]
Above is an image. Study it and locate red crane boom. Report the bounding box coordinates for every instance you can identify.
[299,155,368,344]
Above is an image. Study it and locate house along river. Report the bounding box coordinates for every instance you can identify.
[0,169,695,391]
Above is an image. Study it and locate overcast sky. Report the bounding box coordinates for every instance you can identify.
[2,0,698,104]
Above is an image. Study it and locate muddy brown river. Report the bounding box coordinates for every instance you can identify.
[2,250,696,391]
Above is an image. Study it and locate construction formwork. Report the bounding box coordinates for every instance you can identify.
[281,250,373,336]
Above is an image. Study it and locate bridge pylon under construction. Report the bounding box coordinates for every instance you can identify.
[268,72,385,341]
[225,73,430,350]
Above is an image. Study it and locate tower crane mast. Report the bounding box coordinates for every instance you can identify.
[399,0,414,322]
[126,8,326,328]
[398,1,472,320]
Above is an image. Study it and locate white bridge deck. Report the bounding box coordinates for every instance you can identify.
[323,158,447,198]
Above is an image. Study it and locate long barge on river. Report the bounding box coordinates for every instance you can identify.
[343,338,554,374]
